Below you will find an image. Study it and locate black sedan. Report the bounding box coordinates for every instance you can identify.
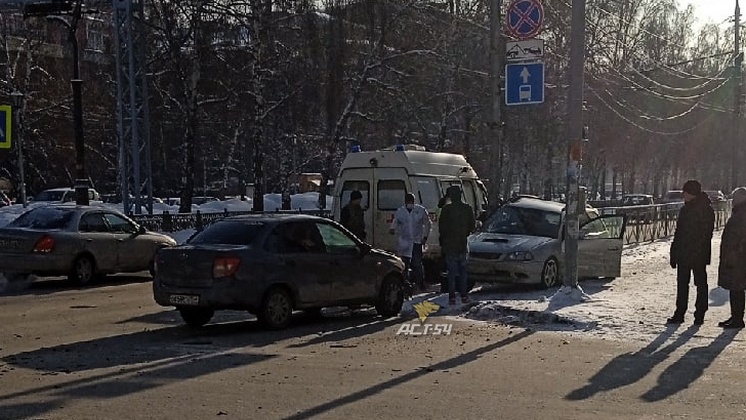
[0,205,177,284]
[153,214,406,329]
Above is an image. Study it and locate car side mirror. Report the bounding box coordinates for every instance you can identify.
[359,243,372,257]
[138,225,146,235]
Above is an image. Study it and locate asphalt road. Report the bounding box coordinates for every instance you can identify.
[2,275,746,420]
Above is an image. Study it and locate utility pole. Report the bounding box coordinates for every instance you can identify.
[489,0,503,203]
[733,0,742,191]
[562,0,586,294]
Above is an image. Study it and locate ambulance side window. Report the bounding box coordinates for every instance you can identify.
[462,181,478,213]
[378,180,406,210]
[413,177,440,210]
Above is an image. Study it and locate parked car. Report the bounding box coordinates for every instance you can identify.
[620,194,656,223]
[467,197,627,289]
[153,214,406,329]
[192,196,220,206]
[660,190,684,204]
[32,187,100,203]
[0,205,177,284]
[704,190,727,209]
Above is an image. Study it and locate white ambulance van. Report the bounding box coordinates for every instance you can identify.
[332,144,488,279]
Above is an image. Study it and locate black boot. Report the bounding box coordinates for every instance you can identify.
[722,290,746,329]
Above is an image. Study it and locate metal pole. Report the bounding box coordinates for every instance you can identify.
[733,0,742,190]
[125,0,141,214]
[489,0,504,203]
[11,96,26,207]
[70,0,88,206]
[563,0,586,288]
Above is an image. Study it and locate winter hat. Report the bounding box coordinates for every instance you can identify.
[447,185,462,201]
[732,187,746,208]
[350,190,363,201]
[682,180,702,195]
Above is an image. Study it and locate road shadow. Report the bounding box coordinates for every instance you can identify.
[0,273,152,297]
[641,329,736,402]
[281,329,534,420]
[566,324,699,400]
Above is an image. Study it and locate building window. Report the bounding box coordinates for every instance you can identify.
[86,20,104,51]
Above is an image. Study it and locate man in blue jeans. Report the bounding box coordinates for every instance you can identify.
[438,186,476,305]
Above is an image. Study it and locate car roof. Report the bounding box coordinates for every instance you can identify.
[222,213,329,223]
[624,194,652,197]
[506,197,564,213]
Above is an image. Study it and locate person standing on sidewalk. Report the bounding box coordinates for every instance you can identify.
[389,192,432,291]
[717,187,746,329]
[439,185,475,306]
[668,179,715,325]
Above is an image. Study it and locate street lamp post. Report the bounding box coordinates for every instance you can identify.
[10,91,26,207]
[46,0,88,205]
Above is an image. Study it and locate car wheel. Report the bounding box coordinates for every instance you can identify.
[375,276,404,317]
[178,307,214,328]
[540,258,559,289]
[69,255,96,285]
[258,287,294,330]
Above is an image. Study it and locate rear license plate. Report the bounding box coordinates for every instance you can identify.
[169,294,199,305]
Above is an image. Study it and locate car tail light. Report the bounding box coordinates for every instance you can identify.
[213,257,241,278]
[33,235,55,253]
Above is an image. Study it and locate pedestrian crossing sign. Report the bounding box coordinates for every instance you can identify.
[0,105,11,149]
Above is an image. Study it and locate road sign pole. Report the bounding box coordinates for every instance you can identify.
[490,0,504,203]
[563,0,586,295]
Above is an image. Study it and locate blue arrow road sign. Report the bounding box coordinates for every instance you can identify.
[0,105,10,149]
[505,62,544,106]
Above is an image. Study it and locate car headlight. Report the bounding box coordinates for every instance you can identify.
[505,251,534,261]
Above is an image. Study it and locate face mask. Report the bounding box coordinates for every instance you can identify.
[406,204,414,210]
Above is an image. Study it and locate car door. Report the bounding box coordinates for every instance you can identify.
[77,211,118,271]
[577,215,626,278]
[265,222,333,306]
[374,174,409,253]
[315,221,378,302]
[102,212,151,271]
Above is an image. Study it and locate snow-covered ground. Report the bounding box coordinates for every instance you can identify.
[403,231,732,345]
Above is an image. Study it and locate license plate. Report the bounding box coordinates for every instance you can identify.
[169,294,199,305]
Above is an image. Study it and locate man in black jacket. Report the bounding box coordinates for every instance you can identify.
[668,179,715,325]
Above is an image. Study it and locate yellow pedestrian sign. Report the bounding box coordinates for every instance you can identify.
[0,105,11,149]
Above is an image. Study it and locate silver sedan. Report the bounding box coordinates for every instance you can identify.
[0,205,177,284]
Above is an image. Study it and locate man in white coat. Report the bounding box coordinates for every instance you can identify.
[390,192,432,291]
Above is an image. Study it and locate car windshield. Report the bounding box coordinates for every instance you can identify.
[622,196,650,205]
[33,190,66,202]
[8,207,75,229]
[482,205,561,238]
[188,221,264,246]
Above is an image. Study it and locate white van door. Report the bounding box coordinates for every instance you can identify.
[337,170,374,242]
[374,169,410,254]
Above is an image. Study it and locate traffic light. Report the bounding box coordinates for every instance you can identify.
[23,0,73,18]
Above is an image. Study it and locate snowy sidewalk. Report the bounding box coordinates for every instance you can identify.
[404,231,736,344]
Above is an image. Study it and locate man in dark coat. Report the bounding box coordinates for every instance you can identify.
[668,179,715,325]
[439,185,476,305]
[341,190,366,240]
[717,187,746,329]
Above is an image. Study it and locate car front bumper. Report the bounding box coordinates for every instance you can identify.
[467,258,545,285]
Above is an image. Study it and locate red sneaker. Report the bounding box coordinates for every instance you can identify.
[461,296,471,304]
[448,297,456,306]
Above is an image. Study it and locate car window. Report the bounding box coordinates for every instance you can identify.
[189,220,264,245]
[315,222,358,254]
[482,206,560,239]
[377,180,406,210]
[581,216,624,240]
[665,191,683,200]
[103,213,138,234]
[265,222,324,254]
[8,207,75,229]
[79,213,109,233]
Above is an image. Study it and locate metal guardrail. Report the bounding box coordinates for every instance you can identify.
[598,201,731,245]
[129,208,333,232]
